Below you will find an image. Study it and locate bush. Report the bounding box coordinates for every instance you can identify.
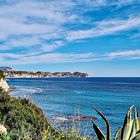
[0,90,86,140]
[0,91,54,140]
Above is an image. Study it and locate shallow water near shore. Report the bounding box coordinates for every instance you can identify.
[8,77,140,137]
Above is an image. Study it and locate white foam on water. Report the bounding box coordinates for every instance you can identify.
[10,86,43,96]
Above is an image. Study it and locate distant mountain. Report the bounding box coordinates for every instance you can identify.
[0,66,89,78]
[0,66,14,73]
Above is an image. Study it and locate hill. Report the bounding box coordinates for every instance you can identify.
[0,66,89,78]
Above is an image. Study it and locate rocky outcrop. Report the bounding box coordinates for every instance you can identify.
[0,78,9,92]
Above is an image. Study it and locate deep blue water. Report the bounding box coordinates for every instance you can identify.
[8,77,140,137]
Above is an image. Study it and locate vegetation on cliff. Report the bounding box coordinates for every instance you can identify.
[0,70,5,79]
[0,88,55,139]
[0,88,86,140]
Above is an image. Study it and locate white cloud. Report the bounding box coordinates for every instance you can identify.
[0,0,138,44]
[0,38,64,56]
[66,17,140,41]
[74,0,137,8]
[0,0,77,53]
[0,0,140,66]
[105,50,140,59]
[1,50,140,65]
[0,37,40,50]
[0,18,60,36]
[41,41,64,52]
[0,52,95,65]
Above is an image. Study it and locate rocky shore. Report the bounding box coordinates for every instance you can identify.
[0,70,9,92]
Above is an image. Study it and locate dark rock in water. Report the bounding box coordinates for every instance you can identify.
[9,86,16,91]
[51,113,97,124]
[67,114,97,122]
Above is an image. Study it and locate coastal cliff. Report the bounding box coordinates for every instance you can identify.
[0,70,9,92]
[0,90,55,139]
[0,78,9,92]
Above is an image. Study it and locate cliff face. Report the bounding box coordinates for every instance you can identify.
[0,78,9,92]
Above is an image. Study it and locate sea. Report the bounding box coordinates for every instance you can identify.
[8,77,140,138]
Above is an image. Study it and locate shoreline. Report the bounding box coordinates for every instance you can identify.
[7,77,90,79]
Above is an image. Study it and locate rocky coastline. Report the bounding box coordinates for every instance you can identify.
[0,67,89,78]
[0,68,92,139]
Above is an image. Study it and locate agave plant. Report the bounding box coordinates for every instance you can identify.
[92,105,140,140]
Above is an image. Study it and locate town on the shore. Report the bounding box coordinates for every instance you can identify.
[0,66,89,78]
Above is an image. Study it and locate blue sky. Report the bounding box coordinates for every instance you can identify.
[0,0,140,77]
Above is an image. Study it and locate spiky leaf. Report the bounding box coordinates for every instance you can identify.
[121,105,134,140]
[93,107,111,140]
[131,132,140,140]
[114,127,122,140]
[92,122,106,140]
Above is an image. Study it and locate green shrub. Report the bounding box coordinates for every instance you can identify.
[0,91,54,140]
[0,89,89,140]
[0,134,11,140]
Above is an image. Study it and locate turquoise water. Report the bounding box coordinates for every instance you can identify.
[8,78,140,137]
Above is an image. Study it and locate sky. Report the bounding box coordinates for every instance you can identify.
[0,0,140,77]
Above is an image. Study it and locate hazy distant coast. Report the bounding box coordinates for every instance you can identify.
[0,66,89,78]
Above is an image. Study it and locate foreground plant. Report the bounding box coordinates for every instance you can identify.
[92,105,140,140]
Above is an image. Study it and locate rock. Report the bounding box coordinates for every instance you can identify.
[51,114,97,124]
[0,124,7,134]
[0,78,9,92]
